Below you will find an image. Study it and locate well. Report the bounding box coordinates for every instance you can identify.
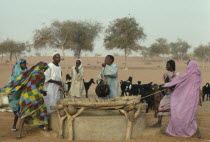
[50,96,147,141]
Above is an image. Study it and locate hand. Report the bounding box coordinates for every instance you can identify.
[56,81,62,86]
[75,67,79,73]
[40,90,47,96]
[102,63,106,67]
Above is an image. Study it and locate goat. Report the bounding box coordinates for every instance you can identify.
[83,78,95,98]
[202,83,210,101]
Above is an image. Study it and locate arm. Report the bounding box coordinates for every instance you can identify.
[44,67,62,86]
[77,67,84,80]
[104,65,118,77]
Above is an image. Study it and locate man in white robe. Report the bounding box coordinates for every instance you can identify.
[69,59,85,98]
[44,53,62,114]
[98,55,118,98]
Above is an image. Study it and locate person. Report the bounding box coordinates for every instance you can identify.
[0,61,49,139]
[44,53,62,114]
[8,59,28,132]
[68,59,85,98]
[98,55,118,98]
[152,60,180,127]
[162,60,202,138]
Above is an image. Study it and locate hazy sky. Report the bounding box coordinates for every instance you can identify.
[0,0,210,56]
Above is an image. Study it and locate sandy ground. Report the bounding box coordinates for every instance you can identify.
[0,56,210,142]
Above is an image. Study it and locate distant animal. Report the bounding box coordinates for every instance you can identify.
[120,76,133,96]
[83,78,95,98]
[129,81,142,96]
[202,83,210,101]
[139,82,154,113]
[66,74,72,92]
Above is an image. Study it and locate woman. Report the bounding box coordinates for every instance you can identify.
[152,60,180,127]
[163,60,202,137]
[8,59,28,132]
[0,61,49,138]
[69,59,85,98]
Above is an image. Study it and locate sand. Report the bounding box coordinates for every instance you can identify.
[0,56,210,142]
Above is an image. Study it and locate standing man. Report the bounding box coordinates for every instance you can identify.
[98,55,118,98]
[69,59,85,98]
[44,53,62,114]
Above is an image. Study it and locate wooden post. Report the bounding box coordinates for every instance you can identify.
[64,107,85,141]
[56,109,67,139]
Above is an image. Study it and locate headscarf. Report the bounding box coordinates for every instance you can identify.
[77,59,83,70]
[53,52,60,57]
[9,59,27,83]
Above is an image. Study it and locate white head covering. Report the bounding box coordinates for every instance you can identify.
[53,52,60,57]
[77,59,83,69]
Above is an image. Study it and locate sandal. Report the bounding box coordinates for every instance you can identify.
[151,123,161,127]
[11,128,17,132]
[162,132,172,137]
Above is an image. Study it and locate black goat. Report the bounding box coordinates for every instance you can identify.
[66,74,72,92]
[202,83,210,101]
[139,82,154,113]
[83,78,95,98]
[120,76,132,96]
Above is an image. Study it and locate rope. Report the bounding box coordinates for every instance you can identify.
[140,89,167,100]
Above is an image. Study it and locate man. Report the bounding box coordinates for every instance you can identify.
[44,53,62,114]
[69,59,85,98]
[98,55,118,98]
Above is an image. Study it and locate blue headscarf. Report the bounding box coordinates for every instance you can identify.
[8,59,27,83]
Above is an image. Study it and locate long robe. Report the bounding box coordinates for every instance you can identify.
[163,60,202,137]
[44,63,62,114]
[69,66,85,98]
[98,64,118,98]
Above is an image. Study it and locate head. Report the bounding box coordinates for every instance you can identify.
[76,59,82,67]
[166,60,176,72]
[128,76,133,83]
[53,53,61,64]
[19,59,27,70]
[90,78,95,84]
[153,84,159,91]
[187,60,191,65]
[105,55,114,65]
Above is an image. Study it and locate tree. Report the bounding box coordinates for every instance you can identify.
[33,20,101,73]
[0,43,7,63]
[104,17,146,69]
[170,39,191,61]
[149,38,170,57]
[140,46,150,60]
[194,44,210,68]
[0,39,26,62]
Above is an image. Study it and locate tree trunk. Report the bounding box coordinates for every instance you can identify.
[10,53,13,62]
[78,49,81,59]
[124,48,128,70]
[202,59,205,69]
[61,45,68,76]
[1,53,3,63]
[15,53,17,60]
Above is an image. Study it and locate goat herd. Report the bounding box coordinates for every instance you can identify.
[64,74,210,114]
